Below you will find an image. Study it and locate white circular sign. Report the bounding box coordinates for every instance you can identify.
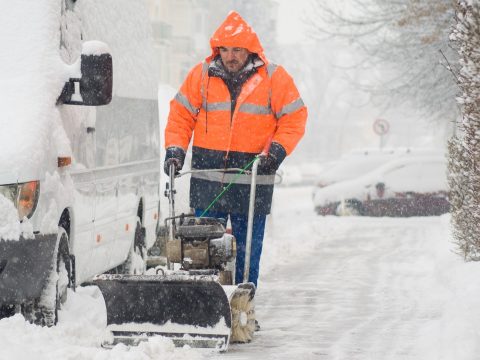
[373,119,389,135]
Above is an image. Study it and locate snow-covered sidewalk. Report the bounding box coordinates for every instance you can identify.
[223,186,480,359]
[1,186,480,359]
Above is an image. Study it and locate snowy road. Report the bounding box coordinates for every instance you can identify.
[2,186,480,359]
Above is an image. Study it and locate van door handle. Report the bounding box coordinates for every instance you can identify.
[87,127,95,134]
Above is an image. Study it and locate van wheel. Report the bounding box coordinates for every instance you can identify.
[122,217,146,275]
[22,227,70,326]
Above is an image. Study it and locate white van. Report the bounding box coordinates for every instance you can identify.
[0,0,160,326]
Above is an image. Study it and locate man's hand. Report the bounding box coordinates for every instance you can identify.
[257,142,287,174]
[164,146,186,175]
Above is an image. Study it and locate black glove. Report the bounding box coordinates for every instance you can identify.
[258,142,287,174]
[164,146,186,175]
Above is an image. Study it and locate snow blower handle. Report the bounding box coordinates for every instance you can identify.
[243,135,273,283]
[168,163,177,242]
[243,156,260,283]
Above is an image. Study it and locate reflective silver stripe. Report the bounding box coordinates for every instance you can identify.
[200,62,209,107]
[175,92,198,115]
[239,103,272,115]
[202,61,209,75]
[266,63,277,78]
[202,102,272,115]
[191,171,275,185]
[265,64,277,118]
[275,98,305,119]
[202,101,231,111]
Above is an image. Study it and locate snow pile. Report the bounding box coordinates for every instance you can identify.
[0,194,20,240]
[20,217,35,240]
[102,338,205,360]
[0,194,35,240]
[414,216,480,359]
[39,200,60,235]
[0,286,206,360]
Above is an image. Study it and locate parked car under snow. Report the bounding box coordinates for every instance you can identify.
[313,156,450,217]
[314,147,443,189]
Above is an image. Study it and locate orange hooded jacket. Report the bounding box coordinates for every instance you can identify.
[165,11,307,214]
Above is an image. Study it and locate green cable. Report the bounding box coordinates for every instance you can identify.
[200,156,259,217]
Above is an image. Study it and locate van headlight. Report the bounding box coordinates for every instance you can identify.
[0,181,40,219]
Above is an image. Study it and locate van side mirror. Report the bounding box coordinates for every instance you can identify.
[58,41,113,106]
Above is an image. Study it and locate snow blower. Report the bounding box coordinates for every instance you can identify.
[93,158,261,351]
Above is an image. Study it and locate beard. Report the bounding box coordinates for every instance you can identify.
[226,61,240,70]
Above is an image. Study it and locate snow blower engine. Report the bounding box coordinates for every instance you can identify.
[164,213,236,284]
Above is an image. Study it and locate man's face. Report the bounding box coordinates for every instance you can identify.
[218,47,250,73]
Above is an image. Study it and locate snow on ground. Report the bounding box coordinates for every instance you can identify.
[2,186,480,359]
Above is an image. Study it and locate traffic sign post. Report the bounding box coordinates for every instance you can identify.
[373,119,389,149]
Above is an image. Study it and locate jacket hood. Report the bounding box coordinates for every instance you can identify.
[208,11,267,63]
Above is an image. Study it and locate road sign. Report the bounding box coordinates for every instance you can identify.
[373,119,389,135]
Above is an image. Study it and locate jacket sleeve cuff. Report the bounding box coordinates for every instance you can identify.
[269,142,287,167]
[165,146,186,163]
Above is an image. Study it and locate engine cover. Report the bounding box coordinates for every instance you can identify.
[164,216,236,270]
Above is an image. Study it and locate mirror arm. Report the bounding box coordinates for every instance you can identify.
[57,81,73,105]
[57,78,81,105]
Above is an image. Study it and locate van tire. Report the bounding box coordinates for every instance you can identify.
[121,217,146,274]
[22,227,70,327]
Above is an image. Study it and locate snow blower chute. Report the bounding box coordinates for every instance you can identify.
[94,159,261,351]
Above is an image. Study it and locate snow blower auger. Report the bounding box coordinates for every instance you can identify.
[93,158,261,351]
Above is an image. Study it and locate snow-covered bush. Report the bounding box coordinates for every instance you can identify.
[449,0,480,260]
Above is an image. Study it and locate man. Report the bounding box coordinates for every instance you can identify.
[164,11,307,288]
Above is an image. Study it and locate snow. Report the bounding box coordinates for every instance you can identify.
[77,0,158,100]
[158,84,192,216]
[0,1,477,358]
[0,194,21,240]
[0,1,70,179]
[0,0,158,184]
[231,24,244,37]
[313,155,447,206]
[39,200,60,235]
[2,186,480,359]
[315,147,445,188]
[20,217,35,240]
[81,40,111,56]
[106,318,230,339]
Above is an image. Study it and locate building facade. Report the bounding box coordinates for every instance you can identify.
[147,0,278,88]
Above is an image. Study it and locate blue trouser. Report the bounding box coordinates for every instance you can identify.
[195,209,266,287]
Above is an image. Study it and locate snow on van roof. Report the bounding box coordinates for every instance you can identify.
[0,1,69,180]
[0,0,157,181]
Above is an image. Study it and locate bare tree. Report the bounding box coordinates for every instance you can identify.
[306,0,459,123]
